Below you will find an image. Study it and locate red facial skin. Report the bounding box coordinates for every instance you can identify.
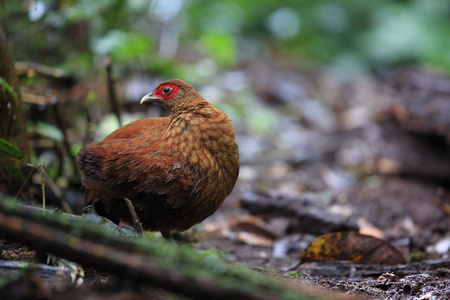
[152,84,179,100]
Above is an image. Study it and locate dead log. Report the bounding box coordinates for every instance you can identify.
[240,191,358,235]
[380,69,450,140]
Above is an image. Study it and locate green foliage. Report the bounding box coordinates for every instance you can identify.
[0,77,18,100]
[70,143,83,158]
[0,139,26,162]
[200,31,236,67]
[5,0,450,75]
[93,30,153,63]
[34,122,64,143]
[284,272,299,277]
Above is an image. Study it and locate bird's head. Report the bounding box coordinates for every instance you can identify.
[140,79,199,111]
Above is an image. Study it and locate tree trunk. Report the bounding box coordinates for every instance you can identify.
[0,26,30,193]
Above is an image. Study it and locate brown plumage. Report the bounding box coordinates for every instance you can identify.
[77,79,239,233]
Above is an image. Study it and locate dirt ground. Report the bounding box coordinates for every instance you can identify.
[192,175,450,299]
[191,69,450,299]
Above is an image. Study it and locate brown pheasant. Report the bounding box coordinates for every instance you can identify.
[77,79,239,235]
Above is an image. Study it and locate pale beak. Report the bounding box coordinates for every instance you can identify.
[140,94,161,104]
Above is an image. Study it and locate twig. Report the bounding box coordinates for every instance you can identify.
[14,62,66,78]
[14,162,73,214]
[42,171,73,214]
[41,162,46,213]
[20,92,48,105]
[14,164,38,201]
[81,103,92,146]
[105,57,122,127]
[124,197,144,235]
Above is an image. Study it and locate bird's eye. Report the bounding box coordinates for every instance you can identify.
[162,86,172,94]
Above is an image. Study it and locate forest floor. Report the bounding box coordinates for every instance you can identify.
[1,67,450,299]
[190,68,450,299]
[193,175,450,299]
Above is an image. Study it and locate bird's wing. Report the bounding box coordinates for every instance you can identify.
[103,117,168,141]
[77,138,196,208]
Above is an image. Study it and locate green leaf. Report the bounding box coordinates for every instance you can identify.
[93,30,153,63]
[34,122,64,143]
[200,31,236,67]
[0,138,26,162]
[0,77,18,100]
[283,272,299,277]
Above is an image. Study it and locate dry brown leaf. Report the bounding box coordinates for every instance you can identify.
[377,158,400,174]
[301,232,406,266]
[356,218,384,239]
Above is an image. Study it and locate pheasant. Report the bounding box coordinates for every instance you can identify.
[77,79,239,237]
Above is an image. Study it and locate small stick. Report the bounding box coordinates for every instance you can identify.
[14,163,38,201]
[105,57,122,127]
[81,103,92,146]
[124,197,144,235]
[41,162,46,214]
[14,62,66,78]
[42,171,73,214]
[14,162,73,214]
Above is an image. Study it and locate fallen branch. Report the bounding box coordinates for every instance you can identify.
[0,197,352,300]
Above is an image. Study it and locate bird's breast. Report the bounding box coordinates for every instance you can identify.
[166,110,239,188]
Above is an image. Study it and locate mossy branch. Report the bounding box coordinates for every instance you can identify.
[0,197,349,300]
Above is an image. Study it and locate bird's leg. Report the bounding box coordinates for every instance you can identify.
[124,197,144,235]
[161,231,177,245]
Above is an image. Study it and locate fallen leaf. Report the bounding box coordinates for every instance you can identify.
[224,217,279,246]
[204,215,279,247]
[376,272,397,285]
[301,232,406,266]
[377,158,400,174]
[356,218,384,239]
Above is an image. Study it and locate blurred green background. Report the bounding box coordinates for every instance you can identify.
[4,0,450,79]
